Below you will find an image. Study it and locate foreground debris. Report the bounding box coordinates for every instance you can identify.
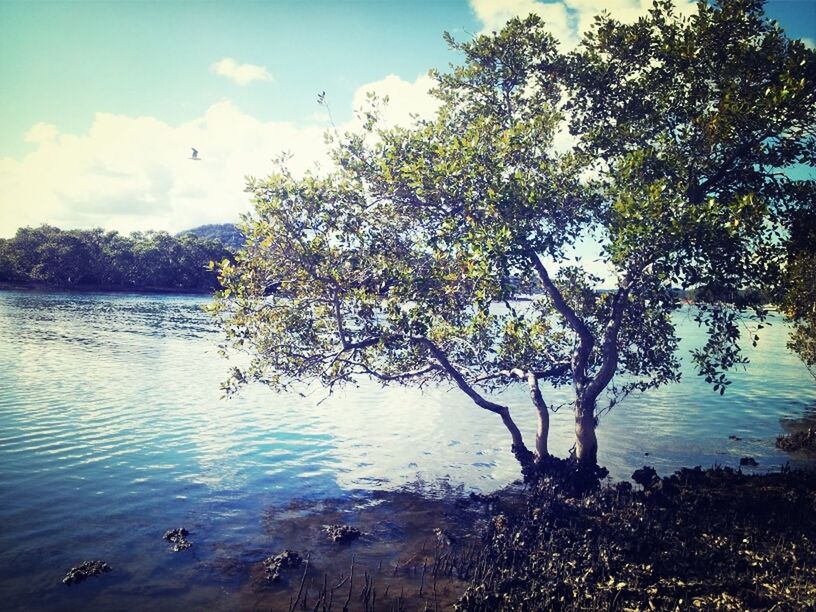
[263,550,304,582]
[324,524,361,544]
[457,461,816,611]
[777,427,816,452]
[162,527,192,551]
[62,560,112,585]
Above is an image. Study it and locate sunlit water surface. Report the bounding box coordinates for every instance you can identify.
[1,290,814,610]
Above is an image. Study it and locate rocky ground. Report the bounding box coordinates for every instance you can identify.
[57,463,816,610]
[777,428,816,453]
[457,461,816,611]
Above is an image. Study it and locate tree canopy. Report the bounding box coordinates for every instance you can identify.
[0,225,232,292]
[212,0,816,477]
[781,205,816,379]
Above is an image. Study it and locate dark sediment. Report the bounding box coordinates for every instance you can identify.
[62,560,112,585]
[778,427,816,452]
[457,462,816,611]
[182,460,816,610]
[163,527,192,551]
[240,484,505,611]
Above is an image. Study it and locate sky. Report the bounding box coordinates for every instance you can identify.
[1,0,814,238]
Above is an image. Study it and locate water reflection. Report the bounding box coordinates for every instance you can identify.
[0,290,815,609]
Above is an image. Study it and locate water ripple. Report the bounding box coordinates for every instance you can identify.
[1,290,815,609]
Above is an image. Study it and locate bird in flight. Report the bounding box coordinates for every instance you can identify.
[190,148,201,160]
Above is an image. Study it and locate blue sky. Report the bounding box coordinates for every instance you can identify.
[1,0,814,237]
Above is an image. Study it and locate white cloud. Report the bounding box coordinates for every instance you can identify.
[471,0,575,47]
[24,122,58,144]
[305,111,331,123]
[0,104,327,236]
[469,0,698,49]
[803,37,815,50]
[0,74,442,237]
[210,57,273,86]
[350,73,441,129]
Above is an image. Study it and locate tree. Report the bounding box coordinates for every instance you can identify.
[212,0,815,476]
[780,205,816,379]
[0,225,230,292]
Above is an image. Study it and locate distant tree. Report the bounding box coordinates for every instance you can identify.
[780,206,816,379]
[0,225,230,292]
[212,0,815,476]
[0,239,16,282]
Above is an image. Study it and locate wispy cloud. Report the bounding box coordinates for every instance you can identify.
[351,74,441,129]
[210,57,273,86]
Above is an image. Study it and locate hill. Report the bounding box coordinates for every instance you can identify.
[178,224,244,251]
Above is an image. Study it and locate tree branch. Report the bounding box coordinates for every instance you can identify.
[336,358,439,383]
[528,250,595,384]
[471,362,570,384]
[418,338,507,414]
[417,337,535,470]
[526,370,549,459]
[584,284,630,403]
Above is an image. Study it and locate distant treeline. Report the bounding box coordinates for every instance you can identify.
[0,225,236,292]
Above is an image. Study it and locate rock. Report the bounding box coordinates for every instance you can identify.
[262,550,303,582]
[777,428,816,452]
[739,456,759,467]
[468,492,499,505]
[728,435,743,441]
[632,466,660,489]
[62,560,112,585]
[163,527,192,551]
[324,524,361,544]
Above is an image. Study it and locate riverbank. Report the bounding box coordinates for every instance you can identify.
[227,463,816,610]
[46,464,816,610]
[457,464,816,611]
[3,289,815,609]
[0,280,216,295]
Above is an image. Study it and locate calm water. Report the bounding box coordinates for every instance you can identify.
[1,290,814,610]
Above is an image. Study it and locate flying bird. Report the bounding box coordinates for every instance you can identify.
[190,148,201,161]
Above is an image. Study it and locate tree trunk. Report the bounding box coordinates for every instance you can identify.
[574,399,598,465]
[526,371,549,462]
[497,407,536,477]
[535,410,549,461]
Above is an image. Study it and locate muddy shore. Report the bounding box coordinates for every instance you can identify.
[458,464,816,611]
[54,465,816,610]
[224,463,816,611]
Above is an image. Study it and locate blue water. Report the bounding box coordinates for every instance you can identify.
[0,290,814,610]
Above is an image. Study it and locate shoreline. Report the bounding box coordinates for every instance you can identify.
[0,280,217,296]
[198,462,816,610]
[456,463,816,610]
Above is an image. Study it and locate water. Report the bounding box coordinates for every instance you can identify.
[0,290,814,610]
